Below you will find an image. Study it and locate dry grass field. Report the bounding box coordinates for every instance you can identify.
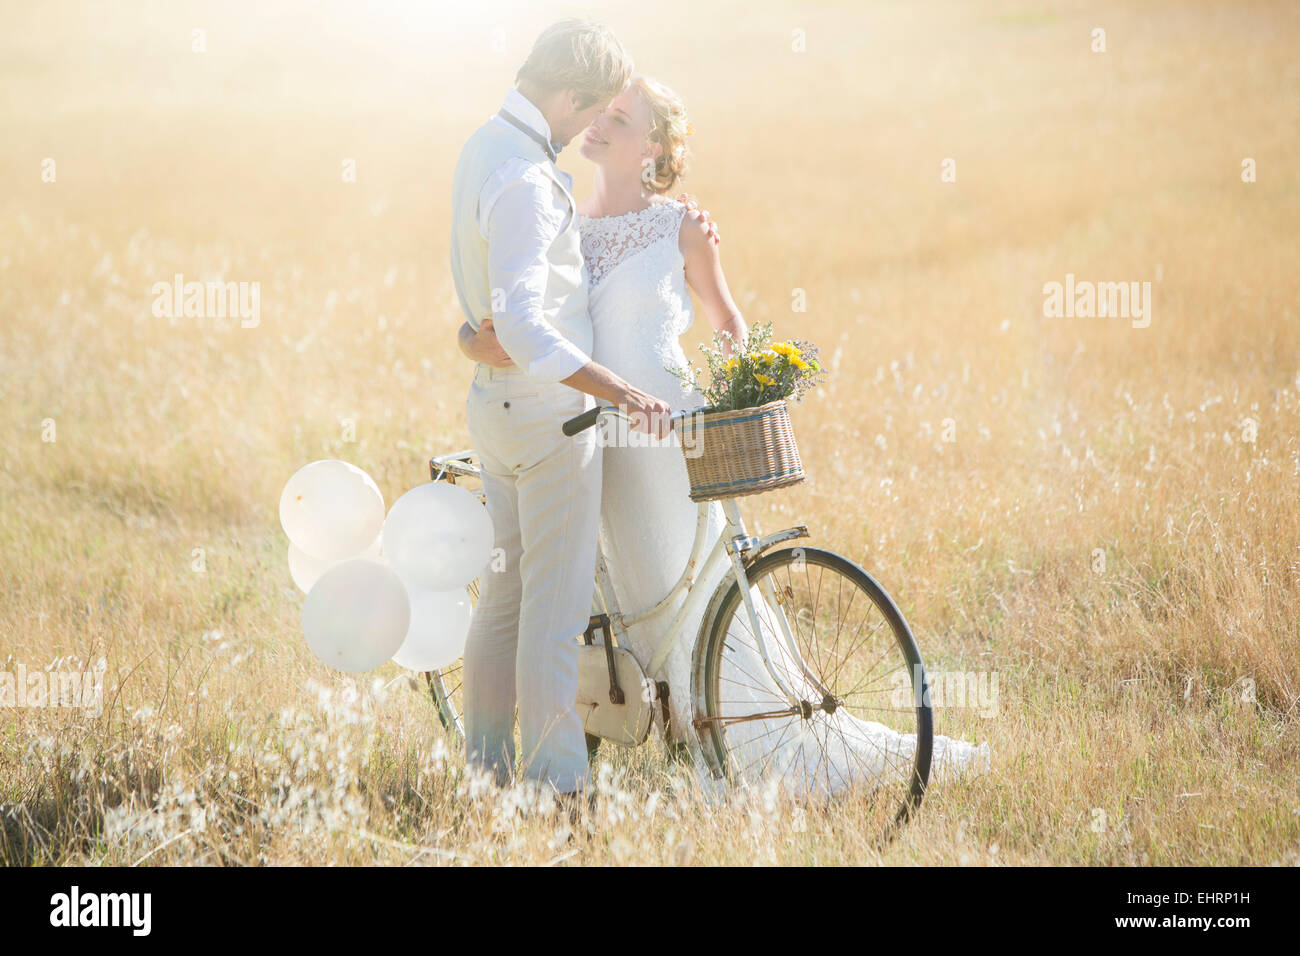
[1,0,1298,865]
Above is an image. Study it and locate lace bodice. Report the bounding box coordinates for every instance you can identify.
[578,200,697,411]
[578,199,689,289]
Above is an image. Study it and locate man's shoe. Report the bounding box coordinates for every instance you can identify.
[555,789,595,843]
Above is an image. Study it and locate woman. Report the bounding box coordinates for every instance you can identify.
[460,76,989,802]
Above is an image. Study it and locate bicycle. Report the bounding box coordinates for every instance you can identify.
[425,405,934,842]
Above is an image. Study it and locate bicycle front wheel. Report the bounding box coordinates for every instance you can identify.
[695,546,933,842]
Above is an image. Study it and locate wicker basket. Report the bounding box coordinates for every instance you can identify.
[678,400,805,501]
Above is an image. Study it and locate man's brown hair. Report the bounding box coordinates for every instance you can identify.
[516,19,633,109]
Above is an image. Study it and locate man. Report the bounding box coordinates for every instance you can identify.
[448,19,670,818]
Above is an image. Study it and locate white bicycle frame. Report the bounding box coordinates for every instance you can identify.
[593,492,816,706]
[429,406,830,725]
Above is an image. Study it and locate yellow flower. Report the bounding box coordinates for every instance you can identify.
[722,357,739,373]
[790,356,810,371]
[754,373,776,387]
[771,342,800,359]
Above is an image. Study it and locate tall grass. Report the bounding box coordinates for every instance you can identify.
[2,0,1297,864]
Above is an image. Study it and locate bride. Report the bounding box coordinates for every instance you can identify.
[460,75,989,804]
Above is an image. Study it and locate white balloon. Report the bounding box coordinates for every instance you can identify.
[288,534,381,594]
[288,542,331,594]
[302,558,410,673]
[279,460,385,562]
[383,482,494,591]
[392,586,473,672]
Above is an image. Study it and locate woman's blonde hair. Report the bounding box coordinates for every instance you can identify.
[516,19,633,110]
[632,75,692,194]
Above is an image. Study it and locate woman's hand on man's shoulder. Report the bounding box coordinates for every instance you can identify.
[676,193,720,245]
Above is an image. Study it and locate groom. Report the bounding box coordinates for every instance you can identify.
[448,19,671,806]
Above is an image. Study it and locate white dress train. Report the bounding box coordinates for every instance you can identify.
[578,200,989,804]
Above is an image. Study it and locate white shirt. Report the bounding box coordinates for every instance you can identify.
[477,88,591,383]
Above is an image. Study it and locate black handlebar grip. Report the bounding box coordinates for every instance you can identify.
[562,406,602,436]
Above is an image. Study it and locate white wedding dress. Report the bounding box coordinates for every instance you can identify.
[578,199,990,804]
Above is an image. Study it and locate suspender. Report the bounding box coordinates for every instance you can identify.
[496,108,558,162]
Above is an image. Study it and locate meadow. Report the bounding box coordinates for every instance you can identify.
[1,0,1297,865]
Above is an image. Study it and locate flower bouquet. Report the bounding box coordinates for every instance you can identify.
[668,322,826,501]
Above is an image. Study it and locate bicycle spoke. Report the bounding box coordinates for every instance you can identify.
[735,716,801,780]
[824,602,890,692]
[718,649,798,703]
[704,548,930,840]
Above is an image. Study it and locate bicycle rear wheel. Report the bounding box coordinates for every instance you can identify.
[425,582,602,763]
[425,578,475,744]
[695,546,932,843]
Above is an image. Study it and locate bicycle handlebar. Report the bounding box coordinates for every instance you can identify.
[562,405,688,437]
[561,406,603,436]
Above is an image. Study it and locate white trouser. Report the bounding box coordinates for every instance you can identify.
[462,363,601,794]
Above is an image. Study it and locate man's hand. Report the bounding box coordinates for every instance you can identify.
[612,384,674,438]
[460,318,515,368]
[677,193,720,245]
[560,362,673,437]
